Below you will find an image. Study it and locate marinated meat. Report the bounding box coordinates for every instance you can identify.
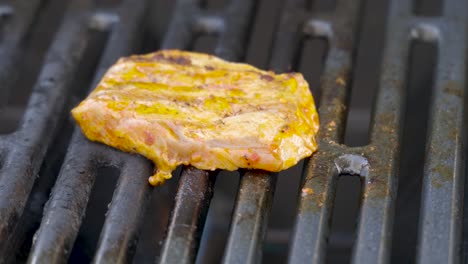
[72,50,319,186]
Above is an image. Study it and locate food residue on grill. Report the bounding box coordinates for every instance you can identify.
[335,76,346,86]
[72,50,319,186]
[301,187,315,197]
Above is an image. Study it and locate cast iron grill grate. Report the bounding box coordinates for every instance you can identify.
[0,0,465,263]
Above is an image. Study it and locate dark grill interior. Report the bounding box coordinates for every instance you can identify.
[0,0,467,263]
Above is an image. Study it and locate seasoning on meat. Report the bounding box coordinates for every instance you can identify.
[72,50,319,186]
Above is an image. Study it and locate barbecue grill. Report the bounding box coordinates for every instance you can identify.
[0,0,466,263]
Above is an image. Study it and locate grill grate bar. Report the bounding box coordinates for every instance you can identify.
[351,0,409,262]
[416,0,467,263]
[159,167,215,264]
[92,161,152,261]
[0,0,41,107]
[218,1,293,261]
[222,171,277,264]
[314,0,362,143]
[28,133,102,263]
[90,2,151,262]
[368,3,407,146]
[214,0,255,61]
[158,0,263,262]
[287,0,363,262]
[0,1,94,257]
[206,0,282,262]
[268,0,304,74]
[156,2,215,263]
[161,0,202,50]
[28,0,149,262]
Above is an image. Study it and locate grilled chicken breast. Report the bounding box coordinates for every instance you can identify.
[72,50,319,186]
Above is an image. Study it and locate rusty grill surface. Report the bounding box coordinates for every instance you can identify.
[0,0,466,263]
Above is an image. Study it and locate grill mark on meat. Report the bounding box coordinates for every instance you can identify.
[260,74,274,81]
[280,125,290,133]
[144,131,154,145]
[152,53,192,65]
[125,52,193,66]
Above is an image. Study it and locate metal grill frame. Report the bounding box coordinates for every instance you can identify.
[286,1,466,264]
[25,1,151,263]
[0,0,112,260]
[0,0,465,263]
